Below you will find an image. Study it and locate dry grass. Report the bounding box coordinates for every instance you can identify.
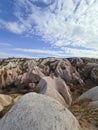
[69,99,98,129]
[0,93,22,119]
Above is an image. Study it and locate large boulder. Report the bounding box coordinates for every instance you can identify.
[0,93,81,130]
[37,76,72,107]
[78,86,98,102]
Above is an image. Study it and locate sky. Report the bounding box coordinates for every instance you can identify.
[0,0,98,58]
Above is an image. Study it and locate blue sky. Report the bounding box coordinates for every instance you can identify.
[0,0,98,58]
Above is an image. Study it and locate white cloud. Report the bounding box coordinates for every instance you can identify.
[0,20,26,34]
[0,0,98,57]
[6,22,26,34]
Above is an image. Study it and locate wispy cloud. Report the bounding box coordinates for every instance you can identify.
[0,51,32,58]
[61,47,98,58]
[0,0,98,57]
[14,47,98,58]
[14,48,66,57]
[0,43,12,46]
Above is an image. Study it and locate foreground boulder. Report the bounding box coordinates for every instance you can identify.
[0,93,81,130]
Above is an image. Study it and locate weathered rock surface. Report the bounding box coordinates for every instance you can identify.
[91,67,98,82]
[0,66,22,88]
[42,59,84,87]
[37,76,72,107]
[0,93,81,130]
[15,68,43,91]
[78,86,98,101]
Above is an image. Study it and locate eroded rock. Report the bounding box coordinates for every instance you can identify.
[0,94,12,107]
[37,76,72,107]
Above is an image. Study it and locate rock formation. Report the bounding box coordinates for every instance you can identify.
[0,57,98,130]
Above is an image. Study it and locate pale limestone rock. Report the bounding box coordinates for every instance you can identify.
[0,94,12,107]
